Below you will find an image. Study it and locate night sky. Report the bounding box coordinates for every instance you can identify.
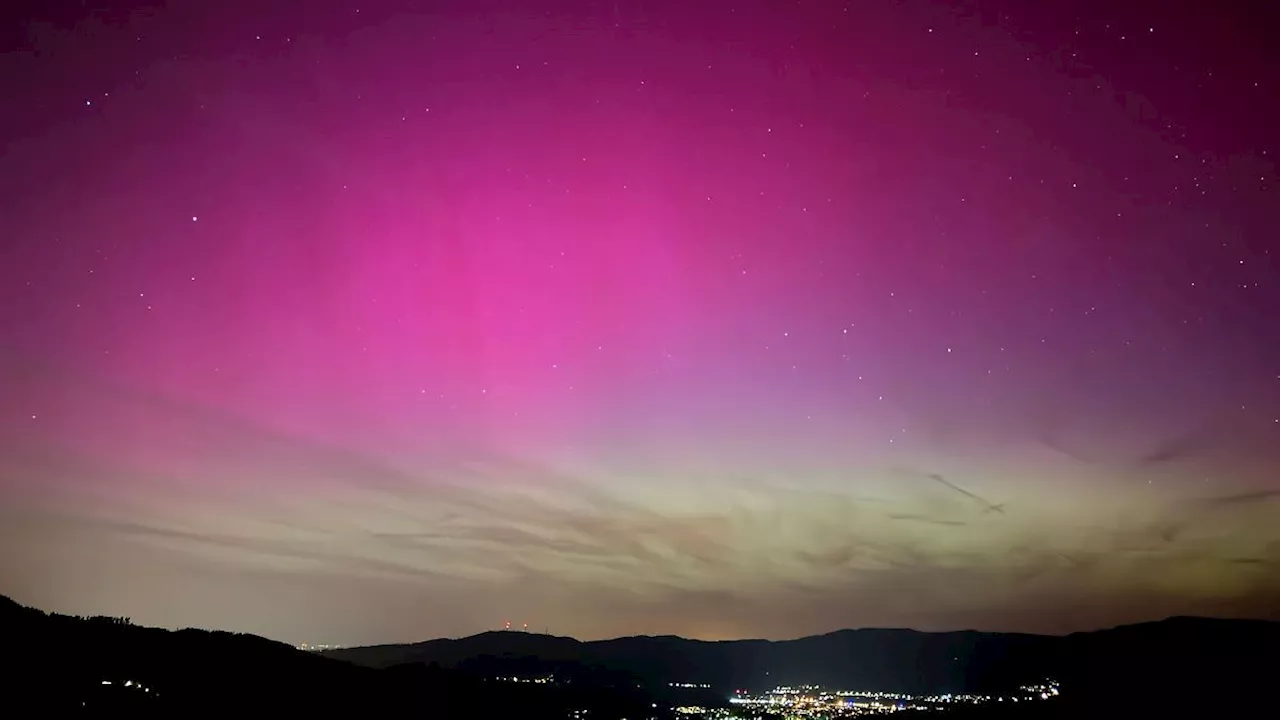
[1,0,1278,646]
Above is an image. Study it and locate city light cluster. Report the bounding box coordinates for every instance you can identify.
[497,675,555,684]
[100,679,157,695]
[709,679,1061,717]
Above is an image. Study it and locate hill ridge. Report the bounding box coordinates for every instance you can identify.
[4,593,1276,714]
[355,612,1262,651]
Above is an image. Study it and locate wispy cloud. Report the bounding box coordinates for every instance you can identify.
[6,359,1280,638]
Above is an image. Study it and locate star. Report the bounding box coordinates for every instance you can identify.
[3,0,1278,643]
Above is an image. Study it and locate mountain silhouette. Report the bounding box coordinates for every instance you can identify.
[329,627,1057,693]
[3,594,1274,716]
[326,616,1279,714]
[0,595,656,718]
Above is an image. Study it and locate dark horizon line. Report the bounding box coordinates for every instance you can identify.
[6,593,1275,651]
[334,612,1280,651]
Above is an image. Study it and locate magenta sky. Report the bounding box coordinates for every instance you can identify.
[1,0,1278,645]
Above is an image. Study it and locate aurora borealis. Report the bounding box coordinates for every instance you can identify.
[1,0,1277,646]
